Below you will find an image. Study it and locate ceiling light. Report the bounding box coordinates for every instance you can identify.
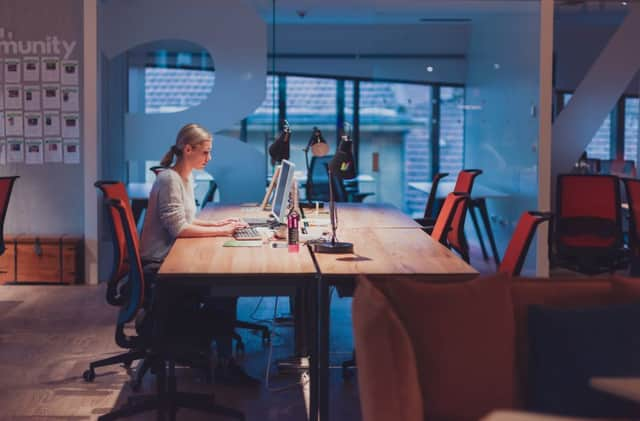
[426,66,434,72]
[494,63,501,70]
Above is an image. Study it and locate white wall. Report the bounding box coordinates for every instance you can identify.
[464,13,541,273]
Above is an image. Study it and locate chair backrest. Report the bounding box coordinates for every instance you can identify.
[329,169,350,203]
[149,165,166,176]
[94,181,144,325]
[499,211,552,277]
[0,176,18,256]
[555,174,622,249]
[623,178,640,255]
[200,180,218,210]
[423,172,448,219]
[307,155,333,202]
[431,193,468,245]
[453,169,482,194]
[600,159,636,178]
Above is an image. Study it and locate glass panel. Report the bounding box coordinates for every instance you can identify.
[244,75,279,155]
[359,81,431,213]
[439,86,465,177]
[344,80,354,131]
[286,76,337,179]
[624,98,639,163]
[563,93,611,160]
[144,67,215,114]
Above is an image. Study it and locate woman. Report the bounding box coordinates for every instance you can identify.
[140,123,258,386]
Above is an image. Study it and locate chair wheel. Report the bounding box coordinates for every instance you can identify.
[83,369,95,382]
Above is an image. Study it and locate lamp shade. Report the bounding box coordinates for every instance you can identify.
[328,134,356,180]
[268,121,291,163]
[307,127,330,157]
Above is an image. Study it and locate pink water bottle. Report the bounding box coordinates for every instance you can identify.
[287,206,300,253]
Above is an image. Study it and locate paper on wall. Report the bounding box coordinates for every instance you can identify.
[4,58,20,83]
[43,111,60,136]
[23,85,41,111]
[0,139,6,165]
[25,139,43,164]
[7,138,24,163]
[24,112,43,138]
[0,112,4,137]
[42,85,61,109]
[4,111,23,136]
[41,57,60,82]
[61,61,79,85]
[4,85,22,109]
[63,138,80,164]
[61,113,79,138]
[44,137,62,163]
[61,86,79,112]
[23,57,40,82]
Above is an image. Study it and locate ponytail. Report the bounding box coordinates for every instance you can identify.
[160,145,179,167]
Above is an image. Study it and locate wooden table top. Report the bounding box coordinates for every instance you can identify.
[480,410,587,421]
[312,227,478,280]
[332,202,422,229]
[589,377,640,403]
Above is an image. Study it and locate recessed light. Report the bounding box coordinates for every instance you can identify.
[426,66,434,72]
[494,63,501,70]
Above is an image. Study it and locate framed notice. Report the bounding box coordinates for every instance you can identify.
[43,111,60,136]
[42,85,61,109]
[61,60,79,85]
[23,86,41,111]
[23,57,40,82]
[0,112,3,137]
[0,139,5,165]
[44,137,62,163]
[4,58,20,83]
[7,138,24,163]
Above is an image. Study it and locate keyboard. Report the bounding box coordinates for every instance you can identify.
[233,227,262,241]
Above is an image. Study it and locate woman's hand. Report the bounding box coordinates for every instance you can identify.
[218,221,248,236]
[203,217,243,227]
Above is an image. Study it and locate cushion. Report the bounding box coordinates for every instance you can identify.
[527,302,640,417]
[375,274,517,420]
[352,275,424,421]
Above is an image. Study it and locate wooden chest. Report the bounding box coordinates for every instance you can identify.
[0,236,83,284]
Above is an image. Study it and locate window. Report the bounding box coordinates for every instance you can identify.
[439,87,465,176]
[144,67,215,114]
[563,93,611,160]
[624,98,639,163]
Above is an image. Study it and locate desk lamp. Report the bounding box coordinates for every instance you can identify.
[314,133,355,254]
[268,120,291,164]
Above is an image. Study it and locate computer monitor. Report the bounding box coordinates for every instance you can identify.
[271,159,295,223]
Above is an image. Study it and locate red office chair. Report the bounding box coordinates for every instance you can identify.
[0,176,18,256]
[96,182,243,421]
[551,174,627,275]
[414,172,448,228]
[623,178,640,257]
[430,192,468,245]
[447,169,483,262]
[499,211,552,277]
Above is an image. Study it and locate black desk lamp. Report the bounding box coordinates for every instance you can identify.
[314,133,355,254]
[268,120,291,164]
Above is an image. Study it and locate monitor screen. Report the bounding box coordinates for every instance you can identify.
[271,159,295,223]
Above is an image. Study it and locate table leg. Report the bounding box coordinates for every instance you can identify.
[474,198,501,267]
[309,273,320,421]
[468,204,489,260]
[318,273,330,421]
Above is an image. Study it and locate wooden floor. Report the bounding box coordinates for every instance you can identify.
[0,239,498,421]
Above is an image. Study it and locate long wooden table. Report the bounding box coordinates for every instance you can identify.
[157,203,478,421]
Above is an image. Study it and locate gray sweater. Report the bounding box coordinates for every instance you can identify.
[140,169,196,264]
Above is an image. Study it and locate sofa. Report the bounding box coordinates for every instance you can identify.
[352,273,640,421]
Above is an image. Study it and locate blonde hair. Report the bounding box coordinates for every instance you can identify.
[160,123,212,167]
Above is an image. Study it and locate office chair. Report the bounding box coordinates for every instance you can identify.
[448,169,483,263]
[306,155,333,202]
[149,165,166,176]
[600,159,637,178]
[551,174,627,275]
[84,181,148,383]
[623,178,640,258]
[414,172,448,228]
[498,211,552,277]
[199,180,218,210]
[329,170,374,203]
[97,185,244,421]
[0,176,18,256]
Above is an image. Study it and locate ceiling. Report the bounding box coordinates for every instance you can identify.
[243,0,631,24]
